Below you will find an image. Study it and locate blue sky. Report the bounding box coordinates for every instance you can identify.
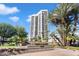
[0,3,57,34]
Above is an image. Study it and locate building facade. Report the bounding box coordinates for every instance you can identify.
[30,10,48,41]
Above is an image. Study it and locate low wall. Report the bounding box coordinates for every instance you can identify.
[0,46,53,56]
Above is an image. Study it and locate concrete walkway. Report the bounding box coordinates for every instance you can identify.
[17,48,79,56]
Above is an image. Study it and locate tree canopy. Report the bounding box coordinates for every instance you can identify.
[0,23,28,46]
[0,23,16,38]
[49,3,79,46]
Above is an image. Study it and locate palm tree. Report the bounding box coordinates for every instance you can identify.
[50,32,64,47]
[15,26,28,46]
[49,3,79,46]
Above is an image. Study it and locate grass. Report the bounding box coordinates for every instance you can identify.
[0,46,19,49]
[65,46,79,50]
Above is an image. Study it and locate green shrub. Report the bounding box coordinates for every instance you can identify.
[9,43,16,46]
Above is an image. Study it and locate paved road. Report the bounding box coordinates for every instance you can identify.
[17,48,79,56]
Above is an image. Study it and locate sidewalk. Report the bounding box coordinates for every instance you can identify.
[17,48,79,56]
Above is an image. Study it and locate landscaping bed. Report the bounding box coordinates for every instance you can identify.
[0,46,28,56]
[65,46,79,50]
[0,46,53,56]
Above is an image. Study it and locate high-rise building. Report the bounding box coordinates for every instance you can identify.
[30,10,48,41]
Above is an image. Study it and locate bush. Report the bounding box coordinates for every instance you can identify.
[35,42,48,45]
[9,43,16,46]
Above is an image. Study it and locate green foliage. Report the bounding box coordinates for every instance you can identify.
[67,33,79,41]
[8,35,19,46]
[0,23,28,46]
[49,3,79,46]
[0,23,16,38]
[37,36,41,42]
[15,26,28,45]
[38,36,41,40]
[65,46,79,50]
[15,26,27,38]
[8,35,19,42]
[31,37,38,42]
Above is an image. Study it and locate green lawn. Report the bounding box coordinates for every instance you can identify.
[0,46,18,49]
[65,46,79,50]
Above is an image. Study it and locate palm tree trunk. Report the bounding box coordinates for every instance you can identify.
[2,37,4,46]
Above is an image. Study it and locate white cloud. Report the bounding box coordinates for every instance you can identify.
[9,16,19,22]
[26,14,36,22]
[26,16,31,22]
[0,4,20,15]
[26,19,31,22]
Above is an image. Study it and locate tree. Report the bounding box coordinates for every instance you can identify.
[15,26,28,46]
[8,35,19,46]
[0,23,16,45]
[50,32,64,46]
[37,36,41,42]
[49,3,79,46]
